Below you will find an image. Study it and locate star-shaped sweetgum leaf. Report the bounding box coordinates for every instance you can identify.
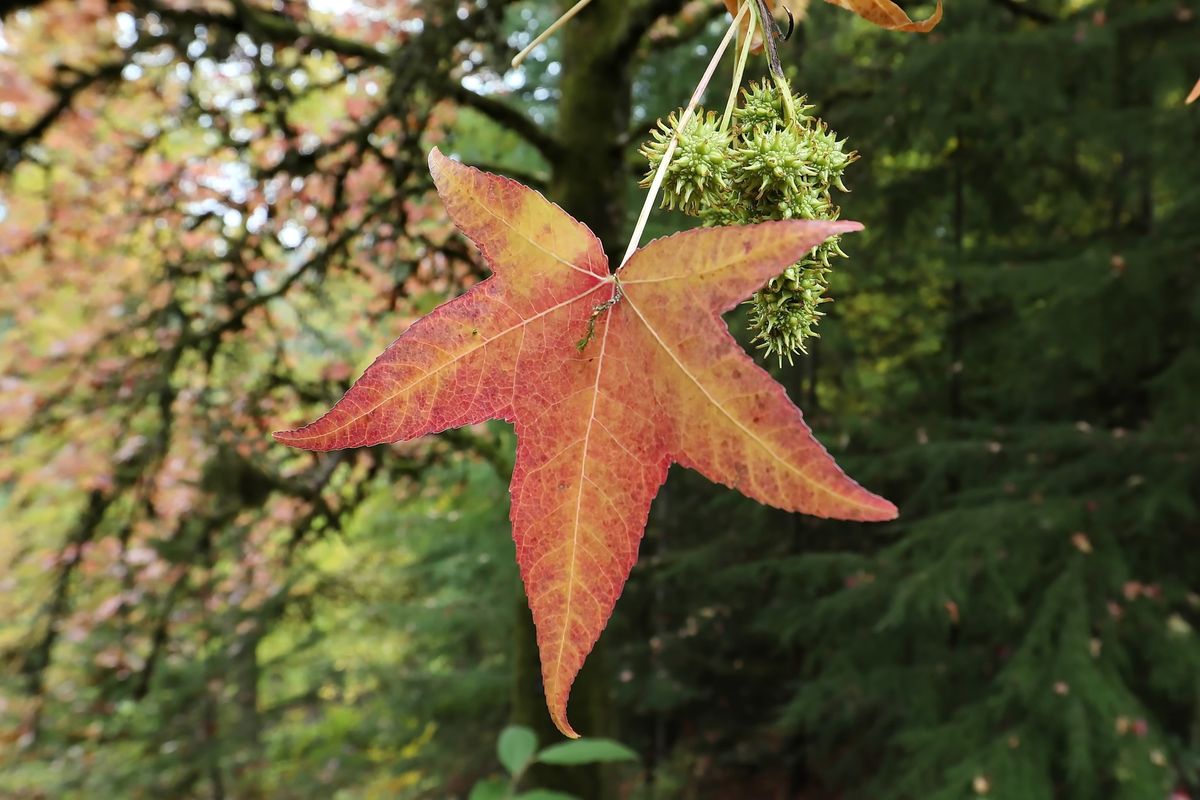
[275,148,897,737]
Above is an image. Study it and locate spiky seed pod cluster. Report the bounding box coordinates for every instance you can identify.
[640,80,857,363]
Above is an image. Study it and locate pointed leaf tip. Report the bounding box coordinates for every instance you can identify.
[547,689,580,738]
[272,427,316,450]
[863,494,899,521]
[826,219,864,235]
[427,145,450,178]
[557,719,581,739]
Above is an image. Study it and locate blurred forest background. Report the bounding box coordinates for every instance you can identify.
[1,0,1198,798]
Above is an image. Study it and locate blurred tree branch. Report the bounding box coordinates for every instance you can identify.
[987,0,1054,23]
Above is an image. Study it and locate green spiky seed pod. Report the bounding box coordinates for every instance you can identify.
[803,121,856,191]
[639,110,731,215]
[734,81,813,132]
[747,259,833,363]
[699,201,754,228]
[639,78,856,363]
[778,188,835,223]
[731,124,816,201]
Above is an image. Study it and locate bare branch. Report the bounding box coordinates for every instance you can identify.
[444,82,565,164]
[1,62,125,173]
[988,0,1055,24]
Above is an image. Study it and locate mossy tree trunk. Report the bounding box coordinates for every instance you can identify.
[546,0,637,259]
[511,1,679,796]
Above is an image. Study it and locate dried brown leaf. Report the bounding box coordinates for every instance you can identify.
[823,0,942,32]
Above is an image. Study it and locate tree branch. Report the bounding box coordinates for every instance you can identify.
[641,2,728,51]
[443,82,565,164]
[0,0,42,20]
[1,62,125,173]
[139,0,392,66]
[988,0,1055,24]
[619,0,692,55]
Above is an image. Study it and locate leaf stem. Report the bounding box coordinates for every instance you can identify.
[511,0,596,69]
[754,0,786,79]
[722,0,758,131]
[619,3,749,268]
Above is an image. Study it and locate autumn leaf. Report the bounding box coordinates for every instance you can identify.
[823,0,942,32]
[275,149,897,737]
[726,0,940,33]
[1188,76,1200,105]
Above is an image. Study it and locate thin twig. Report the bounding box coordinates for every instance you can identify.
[512,0,596,68]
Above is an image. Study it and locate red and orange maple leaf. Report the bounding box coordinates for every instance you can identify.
[275,149,897,736]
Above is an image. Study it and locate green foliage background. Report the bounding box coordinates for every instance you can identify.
[1,0,1197,798]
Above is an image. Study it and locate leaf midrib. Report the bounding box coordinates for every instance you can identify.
[283,282,608,443]
[621,292,881,513]
[549,297,614,719]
